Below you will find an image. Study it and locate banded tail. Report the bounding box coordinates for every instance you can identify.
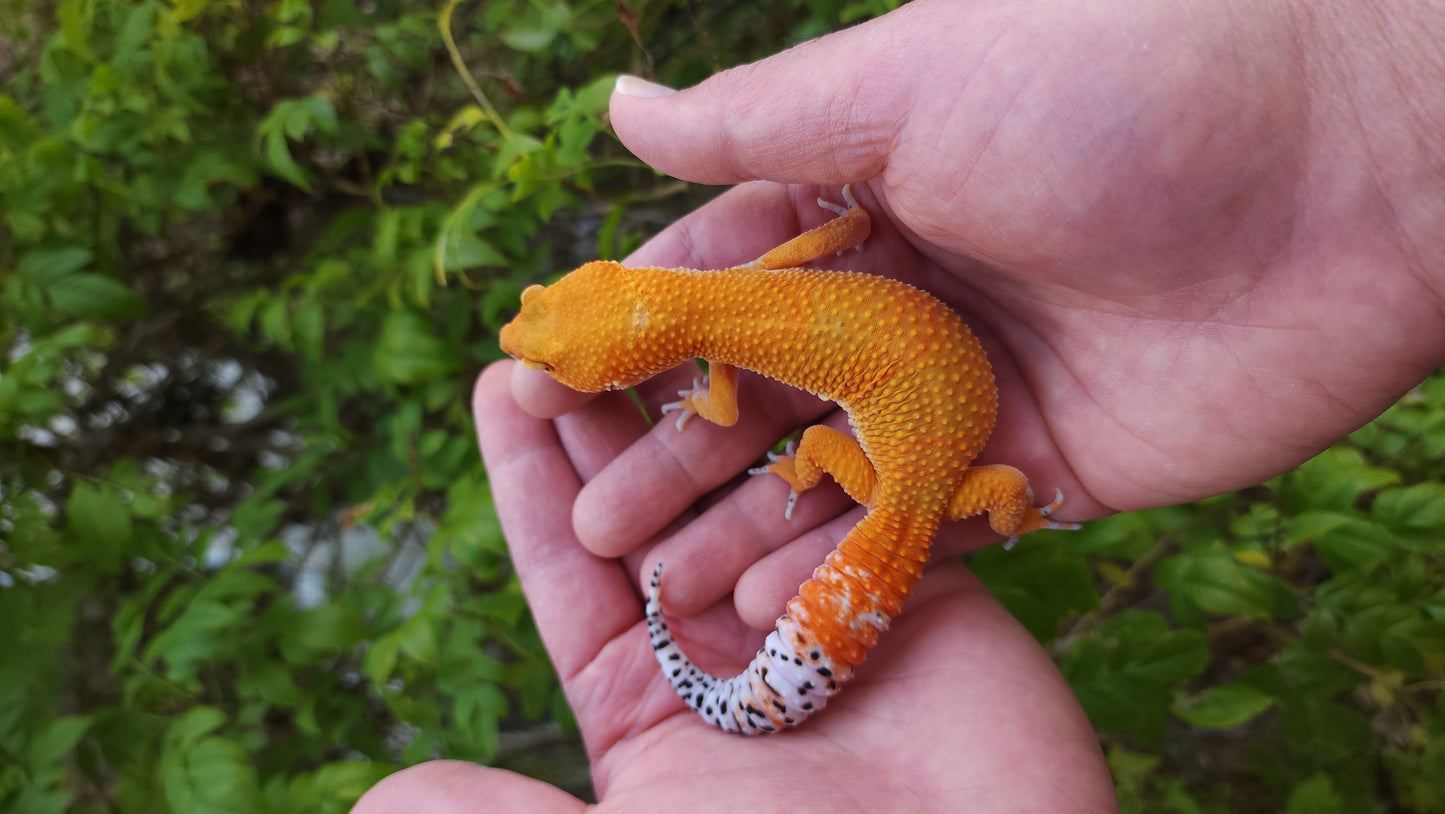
[646,510,930,734]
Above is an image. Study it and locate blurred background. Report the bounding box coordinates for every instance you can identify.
[0,1,1440,811]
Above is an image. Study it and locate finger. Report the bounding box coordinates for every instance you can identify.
[473,362,639,681]
[550,384,654,483]
[510,362,595,419]
[571,372,833,558]
[621,181,873,271]
[352,761,585,813]
[732,506,865,630]
[642,410,858,618]
[611,55,904,186]
[728,510,1025,631]
[609,7,953,186]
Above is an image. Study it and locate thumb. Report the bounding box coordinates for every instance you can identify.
[609,6,951,186]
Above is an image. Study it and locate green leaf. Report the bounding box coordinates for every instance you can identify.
[233,540,292,567]
[374,310,460,385]
[1156,545,1289,619]
[970,539,1097,642]
[1373,482,1445,530]
[58,0,94,61]
[1284,447,1400,512]
[294,299,325,361]
[1279,698,1375,763]
[439,232,506,270]
[1254,643,1362,699]
[254,97,336,192]
[280,604,364,663]
[438,476,506,570]
[175,148,259,210]
[113,3,155,78]
[453,682,506,758]
[1172,682,1275,728]
[145,599,248,682]
[1106,744,1160,789]
[1313,518,1395,572]
[19,247,92,286]
[319,0,365,28]
[165,706,227,747]
[499,0,570,52]
[162,729,262,813]
[1281,510,1355,546]
[363,631,401,686]
[1285,773,1345,814]
[277,761,394,811]
[28,716,92,768]
[170,0,212,24]
[47,273,148,320]
[397,614,438,664]
[237,659,303,707]
[66,483,133,571]
[261,127,310,191]
[1061,611,1209,737]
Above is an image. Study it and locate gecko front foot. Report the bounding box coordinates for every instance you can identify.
[748,441,801,519]
[660,376,708,431]
[816,185,866,255]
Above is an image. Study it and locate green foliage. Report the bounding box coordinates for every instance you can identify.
[0,0,898,810]
[1,1,1440,812]
[973,371,1445,812]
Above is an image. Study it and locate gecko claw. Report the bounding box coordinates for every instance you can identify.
[1040,488,1081,530]
[816,185,850,217]
[1004,489,1080,550]
[749,442,801,519]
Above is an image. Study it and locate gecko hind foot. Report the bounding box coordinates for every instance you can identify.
[1004,488,1081,550]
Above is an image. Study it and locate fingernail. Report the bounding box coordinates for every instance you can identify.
[614,74,676,98]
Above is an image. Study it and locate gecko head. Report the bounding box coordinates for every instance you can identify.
[499,261,654,392]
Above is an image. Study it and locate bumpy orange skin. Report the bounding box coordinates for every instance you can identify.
[500,198,1068,733]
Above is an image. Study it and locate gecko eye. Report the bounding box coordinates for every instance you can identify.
[520,284,546,305]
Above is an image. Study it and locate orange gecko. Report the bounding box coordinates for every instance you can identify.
[499,186,1075,734]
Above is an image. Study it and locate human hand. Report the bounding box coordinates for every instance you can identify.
[604,0,1445,514]
[356,0,1443,808]
[349,361,1115,811]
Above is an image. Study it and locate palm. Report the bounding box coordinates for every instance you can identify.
[467,360,1111,809]
[579,567,1098,808]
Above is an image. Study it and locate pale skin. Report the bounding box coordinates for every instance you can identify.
[354,0,1445,810]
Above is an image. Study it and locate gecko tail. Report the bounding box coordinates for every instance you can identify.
[646,562,856,734]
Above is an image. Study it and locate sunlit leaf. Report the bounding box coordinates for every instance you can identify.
[1172,682,1275,728]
